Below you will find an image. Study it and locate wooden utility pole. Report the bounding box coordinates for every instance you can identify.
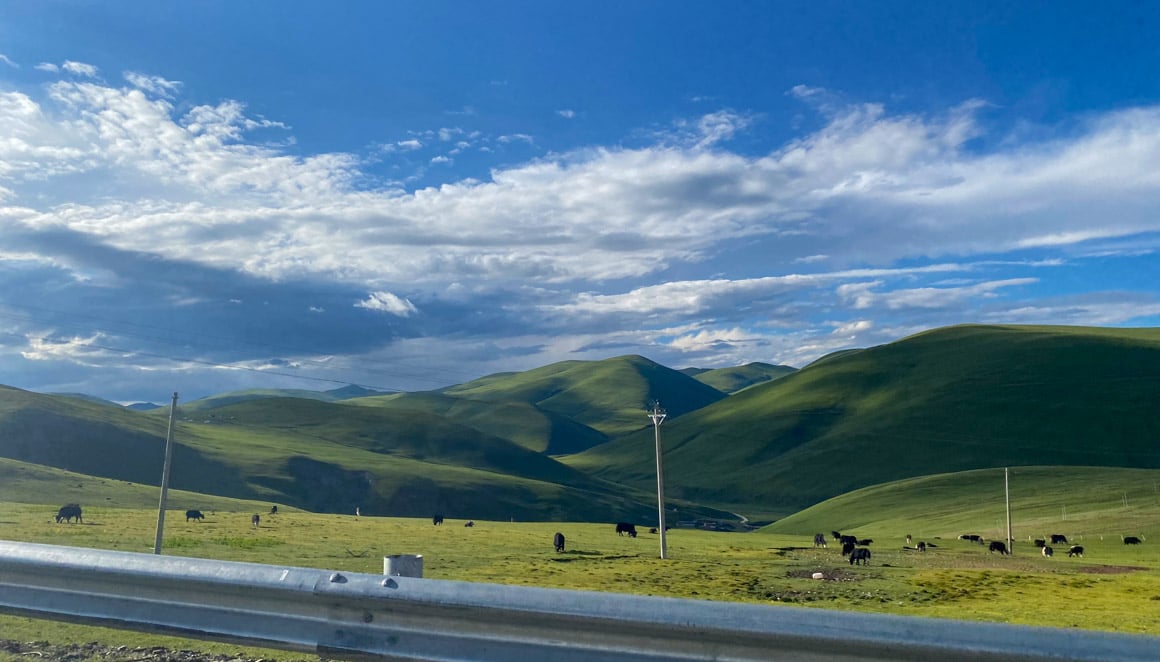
[153,392,178,555]
[1005,467,1013,555]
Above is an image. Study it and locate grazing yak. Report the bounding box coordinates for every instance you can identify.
[270,505,278,515]
[432,514,444,526]
[1068,545,1084,557]
[905,534,912,545]
[857,538,873,546]
[1034,539,1046,548]
[813,533,828,548]
[839,534,858,546]
[251,514,260,527]
[959,534,983,543]
[916,541,927,552]
[1123,536,1143,545]
[1042,546,1054,558]
[185,509,205,522]
[616,522,638,537]
[55,504,83,523]
[849,548,871,565]
[831,531,842,541]
[464,521,475,527]
[841,542,856,557]
[1050,534,1068,545]
[554,532,565,553]
[989,541,1009,555]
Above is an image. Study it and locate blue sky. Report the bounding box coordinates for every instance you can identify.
[2,2,1160,403]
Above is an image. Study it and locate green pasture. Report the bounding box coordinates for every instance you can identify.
[4,472,1160,661]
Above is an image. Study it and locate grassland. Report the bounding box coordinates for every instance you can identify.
[3,463,1160,662]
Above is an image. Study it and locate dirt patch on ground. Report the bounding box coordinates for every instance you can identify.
[785,568,861,582]
[0,640,316,662]
[1077,565,1149,574]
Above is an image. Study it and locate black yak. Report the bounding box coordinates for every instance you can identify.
[55,504,82,523]
[615,522,637,537]
[849,548,871,565]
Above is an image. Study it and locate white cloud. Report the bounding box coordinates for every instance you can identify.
[838,278,1038,310]
[124,71,182,97]
[497,133,533,144]
[667,327,757,352]
[984,301,1160,326]
[61,60,99,77]
[0,54,16,68]
[20,332,113,365]
[430,155,452,164]
[552,264,969,318]
[557,109,576,119]
[794,254,828,264]
[355,291,418,317]
[832,320,873,335]
[4,77,1160,358]
[34,62,59,73]
[694,110,751,148]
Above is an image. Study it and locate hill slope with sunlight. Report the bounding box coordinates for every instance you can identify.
[566,325,1160,518]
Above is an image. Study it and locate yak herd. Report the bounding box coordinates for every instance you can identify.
[806,529,1146,565]
[49,504,1146,565]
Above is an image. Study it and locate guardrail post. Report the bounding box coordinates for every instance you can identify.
[383,554,423,577]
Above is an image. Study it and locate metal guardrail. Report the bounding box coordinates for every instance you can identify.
[1,540,1156,661]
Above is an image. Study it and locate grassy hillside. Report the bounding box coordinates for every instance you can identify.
[0,457,284,513]
[180,385,382,412]
[684,362,797,394]
[566,325,1160,518]
[441,355,726,437]
[763,466,1160,541]
[351,391,609,454]
[0,386,723,523]
[0,385,251,498]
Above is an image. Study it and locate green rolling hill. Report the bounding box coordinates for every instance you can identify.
[351,391,609,455]
[0,385,717,522]
[440,354,726,437]
[565,325,1160,519]
[180,385,384,412]
[681,362,797,394]
[6,324,1160,525]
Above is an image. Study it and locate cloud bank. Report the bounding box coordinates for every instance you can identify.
[1,72,1158,398]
